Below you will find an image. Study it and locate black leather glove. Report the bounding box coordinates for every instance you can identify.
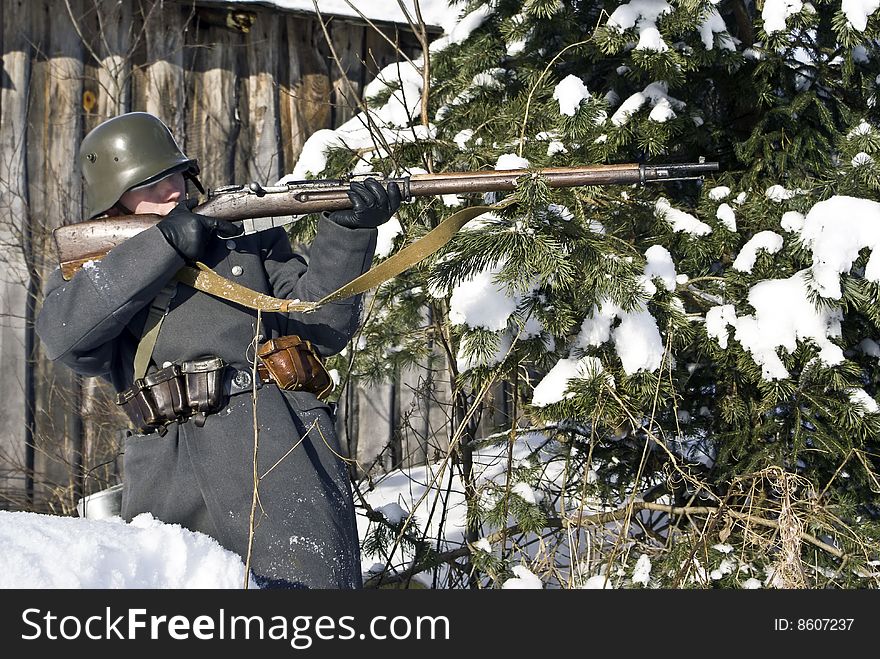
[328,178,402,229]
[157,201,244,262]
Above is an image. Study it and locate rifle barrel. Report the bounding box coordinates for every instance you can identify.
[406,162,718,197]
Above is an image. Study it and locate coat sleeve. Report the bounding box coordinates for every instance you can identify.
[261,215,377,357]
[35,226,185,377]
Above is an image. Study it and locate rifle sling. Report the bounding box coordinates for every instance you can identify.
[133,282,177,381]
[175,202,508,314]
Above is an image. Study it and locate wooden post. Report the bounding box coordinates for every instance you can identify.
[189,20,241,186]
[77,0,135,496]
[141,0,187,147]
[27,0,85,511]
[329,22,365,127]
[93,0,133,123]
[0,0,32,507]
[294,19,332,136]
[243,13,281,184]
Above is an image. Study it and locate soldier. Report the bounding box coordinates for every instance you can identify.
[36,112,401,588]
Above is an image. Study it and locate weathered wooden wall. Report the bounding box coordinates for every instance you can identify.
[0,0,453,512]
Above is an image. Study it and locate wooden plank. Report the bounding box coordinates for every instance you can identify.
[28,0,85,510]
[295,18,332,137]
[142,0,186,146]
[243,11,281,184]
[0,0,32,506]
[73,1,134,499]
[425,353,453,463]
[356,381,393,476]
[336,375,359,473]
[188,20,240,186]
[279,14,307,175]
[398,364,430,467]
[93,0,133,122]
[328,22,364,127]
[363,23,406,79]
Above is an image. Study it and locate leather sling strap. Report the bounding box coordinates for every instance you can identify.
[174,202,510,314]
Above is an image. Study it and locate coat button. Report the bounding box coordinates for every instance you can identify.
[226,240,237,250]
[231,265,243,276]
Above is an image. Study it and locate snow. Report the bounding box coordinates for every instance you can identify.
[848,120,873,138]
[765,184,796,202]
[644,245,677,291]
[716,203,737,231]
[841,0,880,31]
[581,574,615,588]
[698,9,736,51]
[531,355,605,407]
[613,308,666,373]
[473,538,492,553]
[610,93,647,126]
[848,387,879,414]
[726,271,844,380]
[705,304,737,350]
[655,197,712,236]
[375,216,403,258]
[512,482,540,505]
[859,338,880,358]
[648,97,676,122]
[732,231,784,273]
[282,122,434,180]
[762,0,803,34]
[0,512,254,588]
[201,0,455,29]
[709,186,731,201]
[610,82,685,126]
[449,262,534,331]
[354,431,562,584]
[553,75,591,117]
[607,0,674,52]
[502,565,543,589]
[780,210,805,233]
[495,153,530,170]
[576,303,617,348]
[453,128,474,150]
[430,4,495,54]
[569,247,671,377]
[799,195,880,299]
[631,554,652,585]
[376,502,409,525]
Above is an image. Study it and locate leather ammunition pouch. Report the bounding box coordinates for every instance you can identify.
[117,336,332,435]
[257,335,333,400]
[116,356,226,434]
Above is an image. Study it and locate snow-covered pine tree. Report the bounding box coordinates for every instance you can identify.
[292,0,880,587]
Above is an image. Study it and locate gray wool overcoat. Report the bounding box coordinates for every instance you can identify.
[36,216,377,588]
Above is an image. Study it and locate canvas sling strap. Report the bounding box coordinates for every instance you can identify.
[132,281,177,381]
[173,201,512,314]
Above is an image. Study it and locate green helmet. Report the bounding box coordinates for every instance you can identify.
[80,112,202,218]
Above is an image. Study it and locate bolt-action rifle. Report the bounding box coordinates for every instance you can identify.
[54,161,718,280]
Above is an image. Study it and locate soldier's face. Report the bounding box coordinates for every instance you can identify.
[119,172,186,216]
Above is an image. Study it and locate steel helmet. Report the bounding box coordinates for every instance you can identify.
[80,112,203,218]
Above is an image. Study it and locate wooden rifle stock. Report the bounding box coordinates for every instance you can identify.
[55,161,718,280]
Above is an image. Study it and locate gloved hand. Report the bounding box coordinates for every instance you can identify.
[328,178,402,229]
[156,201,243,262]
